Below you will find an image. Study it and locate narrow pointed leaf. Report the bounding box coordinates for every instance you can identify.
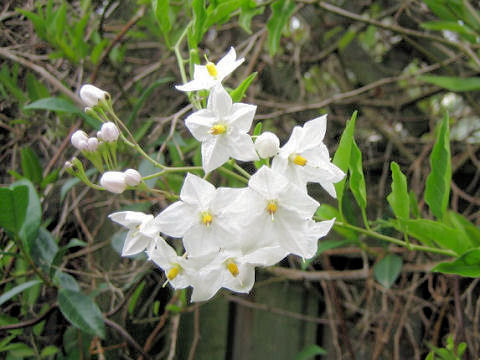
[433,248,480,277]
[348,140,366,211]
[0,280,42,306]
[387,162,409,220]
[266,0,296,57]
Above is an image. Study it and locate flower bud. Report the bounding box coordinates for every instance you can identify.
[79,84,110,108]
[99,122,120,142]
[255,131,280,158]
[124,169,142,186]
[86,137,99,152]
[100,171,127,194]
[71,130,89,150]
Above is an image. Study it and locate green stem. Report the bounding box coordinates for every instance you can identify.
[232,162,251,179]
[15,235,52,287]
[142,166,203,180]
[218,167,249,184]
[325,219,457,257]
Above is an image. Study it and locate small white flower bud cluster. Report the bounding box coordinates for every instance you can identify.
[100,169,142,194]
[79,84,110,108]
[71,130,99,152]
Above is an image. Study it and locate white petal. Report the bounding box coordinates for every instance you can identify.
[278,183,319,218]
[228,103,257,133]
[190,270,223,302]
[175,65,216,92]
[216,47,244,81]
[208,85,232,119]
[242,246,287,267]
[248,166,289,200]
[223,263,255,293]
[201,137,230,173]
[180,173,217,208]
[109,211,152,229]
[154,201,197,237]
[183,225,221,257]
[226,133,259,162]
[122,232,152,256]
[296,115,327,152]
[185,109,216,141]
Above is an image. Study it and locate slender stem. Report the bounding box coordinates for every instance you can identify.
[232,162,251,179]
[326,220,457,257]
[15,236,52,287]
[218,167,249,184]
[141,166,203,180]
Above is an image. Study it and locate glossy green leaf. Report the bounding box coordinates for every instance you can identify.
[433,248,480,277]
[348,140,366,211]
[54,270,80,292]
[20,147,43,185]
[394,218,469,255]
[444,211,480,247]
[420,75,480,92]
[128,280,146,315]
[239,0,264,34]
[230,72,257,102]
[205,0,242,28]
[189,0,207,48]
[387,162,409,220]
[30,227,58,273]
[24,97,101,128]
[425,113,451,220]
[152,0,171,46]
[333,111,357,216]
[373,254,403,288]
[266,0,296,57]
[294,344,327,360]
[0,280,42,306]
[58,289,105,338]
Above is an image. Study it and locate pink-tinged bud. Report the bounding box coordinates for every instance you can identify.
[100,171,127,194]
[86,137,99,152]
[255,131,280,158]
[79,84,110,107]
[99,122,120,142]
[71,130,89,150]
[124,169,142,186]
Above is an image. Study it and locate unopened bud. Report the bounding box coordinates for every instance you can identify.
[79,84,110,108]
[100,171,127,194]
[99,122,120,142]
[124,169,142,186]
[71,130,89,151]
[86,137,99,152]
[255,131,280,158]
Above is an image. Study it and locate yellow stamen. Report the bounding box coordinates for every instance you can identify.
[201,212,213,226]
[210,124,226,135]
[167,265,180,280]
[226,260,239,277]
[293,154,307,166]
[206,62,218,78]
[266,200,278,215]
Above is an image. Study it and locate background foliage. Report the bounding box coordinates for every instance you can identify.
[1,0,480,359]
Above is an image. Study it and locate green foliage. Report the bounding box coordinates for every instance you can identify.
[387,162,409,220]
[58,289,106,338]
[373,254,403,289]
[433,248,480,277]
[230,72,257,102]
[294,344,327,359]
[425,334,467,360]
[0,280,42,307]
[420,75,480,92]
[266,0,296,56]
[152,0,172,46]
[348,140,367,212]
[425,113,451,220]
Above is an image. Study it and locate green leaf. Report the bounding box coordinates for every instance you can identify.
[189,0,207,48]
[26,73,50,101]
[348,140,366,211]
[0,186,28,236]
[24,97,101,128]
[421,21,476,42]
[425,113,451,220]
[387,162,409,220]
[253,122,262,136]
[266,0,296,57]
[338,29,356,51]
[205,0,243,28]
[394,218,469,255]
[30,227,58,274]
[419,75,480,92]
[20,147,43,185]
[239,0,264,34]
[0,280,42,306]
[14,179,42,252]
[54,270,80,292]
[128,280,146,315]
[58,289,106,338]
[40,168,59,189]
[294,344,327,360]
[444,211,480,247]
[333,111,357,216]
[230,72,257,102]
[152,0,172,46]
[40,345,60,358]
[433,248,480,277]
[3,342,35,357]
[373,254,403,288]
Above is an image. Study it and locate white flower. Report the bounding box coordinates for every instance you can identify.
[154,173,246,256]
[241,166,325,258]
[124,169,142,186]
[98,122,120,142]
[271,115,345,197]
[79,84,110,107]
[71,130,89,151]
[185,85,258,173]
[175,47,244,92]
[255,131,280,158]
[100,171,127,194]
[108,211,159,256]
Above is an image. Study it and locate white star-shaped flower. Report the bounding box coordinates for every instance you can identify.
[185,85,259,173]
[272,114,345,197]
[175,47,244,92]
[153,173,247,257]
[108,211,159,256]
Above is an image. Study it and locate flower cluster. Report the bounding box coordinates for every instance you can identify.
[106,47,345,302]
